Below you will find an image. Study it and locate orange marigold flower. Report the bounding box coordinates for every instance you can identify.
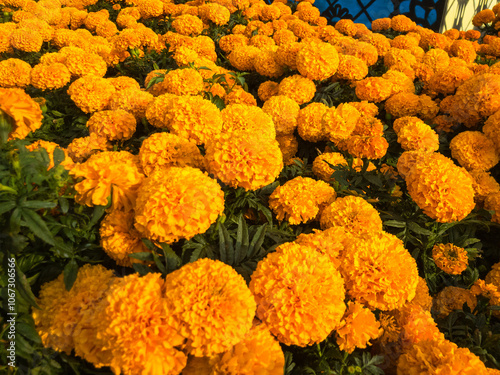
[66,134,112,163]
[145,93,177,128]
[10,28,43,52]
[165,258,256,356]
[381,69,415,95]
[250,242,346,347]
[164,95,222,145]
[432,243,469,275]
[269,176,336,224]
[473,9,496,27]
[253,50,286,79]
[275,41,301,70]
[224,86,257,106]
[30,63,71,90]
[249,34,276,50]
[322,103,360,143]
[277,74,316,105]
[422,48,450,72]
[218,34,249,53]
[276,133,299,165]
[108,76,140,93]
[0,58,31,88]
[486,262,500,289]
[86,109,136,141]
[371,18,391,32]
[335,54,368,81]
[100,209,149,267]
[0,88,42,140]
[450,131,499,171]
[469,170,500,204]
[70,151,144,212]
[345,135,389,159]
[26,140,73,170]
[273,28,297,45]
[32,264,116,355]
[64,50,107,78]
[205,132,283,190]
[173,46,198,67]
[320,195,382,235]
[384,47,417,70]
[391,14,416,32]
[138,132,204,176]
[484,111,500,153]
[228,45,260,71]
[162,68,204,96]
[257,80,279,102]
[172,14,203,36]
[433,286,477,318]
[355,77,393,102]
[67,75,116,113]
[340,230,419,311]
[405,152,475,222]
[134,167,224,243]
[449,39,477,64]
[262,95,300,135]
[385,92,421,118]
[312,152,347,182]
[484,192,500,224]
[296,41,339,81]
[297,102,328,142]
[221,103,275,139]
[336,301,382,353]
[395,118,439,152]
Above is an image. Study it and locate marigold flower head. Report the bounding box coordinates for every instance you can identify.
[249,34,276,50]
[346,135,389,160]
[484,192,500,224]
[296,41,339,81]
[408,276,434,313]
[335,54,368,81]
[262,95,299,136]
[66,134,112,163]
[484,111,500,153]
[336,301,382,353]
[10,28,43,52]
[381,69,415,96]
[391,14,416,32]
[312,152,347,182]
[422,48,450,72]
[211,323,285,375]
[322,103,360,144]
[64,50,107,79]
[221,104,275,139]
[70,151,144,212]
[485,262,500,290]
[257,80,279,102]
[275,42,301,70]
[355,77,393,103]
[397,304,444,351]
[384,47,417,70]
[428,66,473,95]
[144,93,176,128]
[450,131,499,171]
[139,132,204,176]
[30,62,71,91]
[0,88,43,140]
[469,170,500,204]
[405,152,475,222]
[432,243,469,275]
[26,140,73,170]
[172,14,203,36]
[108,76,140,93]
[472,9,496,27]
[277,74,316,105]
[433,286,477,319]
[165,258,256,356]
[342,41,379,67]
[218,34,249,53]
[253,50,286,79]
[371,17,391,32]
[273,29,297,45]
[385,92,421,118]
[250,242,346,346]
[228,45,260,71]
[86,109,136,141]
[269,176,336,224]
[276,133,299,165]
[340,230,419,311]
[297,102,328,142]
[395,118,439,152]
[164,95,223,145]
[162,68,204,96]
[224,86,257,106]
[33,264,116,354]
[67,75,116,113]
[0,58,31,88]
[449,39,477,64]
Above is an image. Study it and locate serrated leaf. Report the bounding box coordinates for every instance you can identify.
[87,205,106,229]
[161,244,182,273]
[218,224,227,263]
[53,147,65,167]
[20,208,55,246]
[15,264,40,309]
[220,224,234,265]
[10,207,22,233]
[59,197,69,214]
[63,259,78,291]
[21,200,57,210]
[0,200,16,215]
[364,173,383,187]
[248,224,267,258]
[128,252,155,261]
[17,321,42,344]
[133,263,152,276]
[189,246,204,263]
[152,251,167,274]
[407,221,433,236]
[235,216,249,264]
[384,220,406,228]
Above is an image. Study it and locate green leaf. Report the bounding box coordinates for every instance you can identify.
[16,321,42,344]
[0,200,16,216]
[20,208,55,246]
[218,224,228,263]
[21,200,57,210]
[407,221,433,236]
[133,263,152,276]
[129,252,154,261]
[235,216,249,264]
[152,251,167,274]
[161,244,182,273]
[221,224,234,265]
[248,224,267,258]
[15,263,40,309]
[383,220,406,228]
[87,205,106,229]
[10,207,22,233]
[364,173,383,187]
[53,147,65,167]
[58,197,69,214]
[63,259,79,291]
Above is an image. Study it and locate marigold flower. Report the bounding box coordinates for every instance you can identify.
[249,34,275,50]
[211,323,285,375]
[273,29,297,45]
[422,48,450,72]
[205,132,283,190]
[395,118,439,152]
[469,170,500,204]
[484,192,500,224]
[10,28,43,52]
[450,131,499,171]
[67,75,116,113]
[472,9,496,27]
[64,50,107,78]
[257,81,279,102]
[385,92,421,118]
[342,41,379,67]
[108,76,140,93]
[219,34,249,53]
[432,243,469,275]
[108,88,153,120]
[336,301,382,353]
[224,86,257,106]
[371,18,391,32]
[253,50,286,79]
[340,230,419,311]
[277,74,316,105]
[262,95,299,136]
[66,134,112,163]
[312,152,347,182]
[355,77,393,103]
[0,58,31,88]
[165,258,256,356]
[345,135,389,159]
[391,14,416,32]
[269,177,336,224]
[449,39,477,64]
[0,88,43,140]
[250,242,346,347]
[428,65,473,95]
[275,42,301,70]
[144,93,176,128]
[86,109,136,141]
[322,103,360,143]
[297,102,328,142]
[26,140,73,170]
[70,151,144,212]
[30,63,71,90]
[296,41,339,81]
[172,14,203,36]
[484,111,500,153]
[405,152,475,223]
[228,45,260,71]
[486,262,500,289]
[433,286,477,318]
[162,68,204,96]
[138,132,204,176]
[335,54,368,81]
[33,264,116,354]
[276,133,299,165]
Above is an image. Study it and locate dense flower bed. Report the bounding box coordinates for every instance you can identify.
[1,0,500,374]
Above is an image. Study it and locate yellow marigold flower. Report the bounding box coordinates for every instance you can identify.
[395,118,439,152]
[397,304,444,351]
[0,88,42,140]
[108,88,154,120]
[276,133,298,165]
[253,50,286,79]
[32,264,115,354]
[26,140,73,170]
[484,192,500,224]
[296,41,339,81]
[64,50,107,78]
[320,195,382,235]
[384,47,417,70]
[277,74,316,105]
[220,104,274,140]
[206,132,283,190]
[99,209,149,267]
[173,46,199,66]
[312,152,347,182]
[269,176,336,224]
[355,77,393,103]
[250,242,346,347]
[172,14,203,36]
[162,68,204,96]
[108,76,140,92]
[391,14,416,32]
[433,286,477,318]
[165,258,256,356]
[135,167,224,243]
[432,243,469,275]
[297,102,328,142]
[405,152,476,223]
[335,54,368,81]
[211,323,285,375]
[351,115,384,137]
[0,58,31,88]
[249,34,276,50]
[428,65,473,95]
[257,80,279,102]
[473,9,496,27]
[144,93,176,128]
[340,230,419,311]
[381,69,415,96]
[262,95,300,136]
[224,86,257,106]
[86,109,136,141]
[165,95,222,145]
[322,103,360,144]
[66,134,112,163]
[385,92,421,118]
[219,34,249,53]
[81,273,187,374]
[67,75,116,113]
[484,111,500,153]
[228,45,260,71]
[10,28,43,52]
[70,151,144,212]
[346,135,389,159]
[335,18,357,36]
[138,0,164,19]
[449,39,476,64]
[469,170,500,204]
[336,301,382,353]
[138,132,204,176]
[273,29,297,45]
[30,63,71,90]
[275,42,301,70]
[422,47,450,72]
[144,69,168,96]
[450,131,499,171]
